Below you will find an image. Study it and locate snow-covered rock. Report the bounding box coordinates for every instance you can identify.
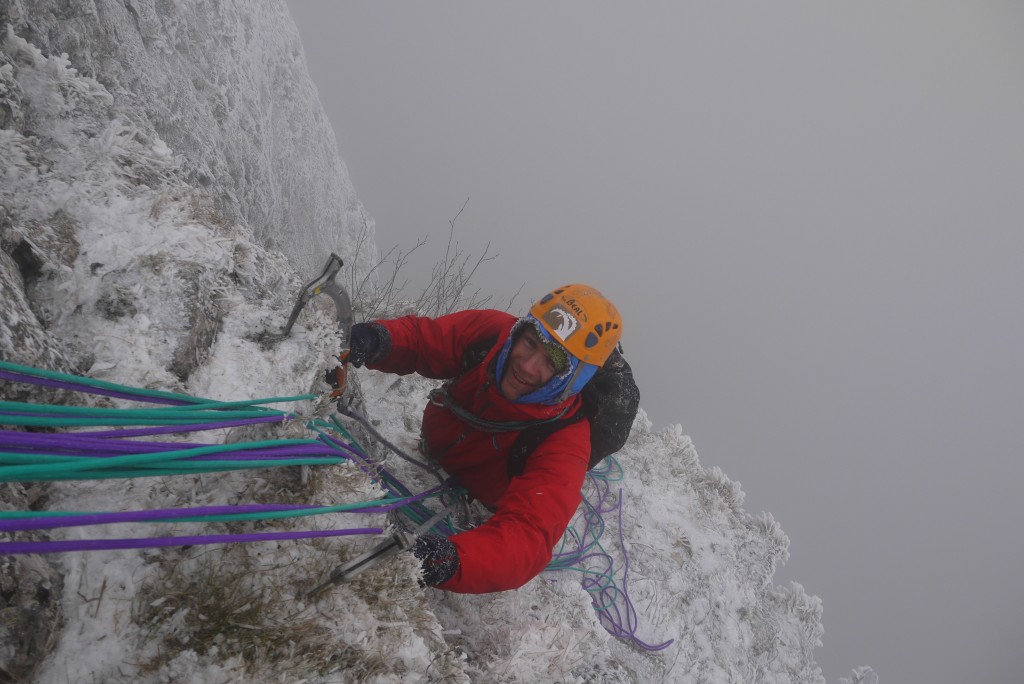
[0,5,829,682]
[1,0,375,277]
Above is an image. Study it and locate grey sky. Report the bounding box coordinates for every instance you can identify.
[287,3,1024,681]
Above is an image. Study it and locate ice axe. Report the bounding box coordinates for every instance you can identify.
[266,252,354,395]
[306,501,457,598]
[279,253,353,341]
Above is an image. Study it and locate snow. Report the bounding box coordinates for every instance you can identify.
[0,4,874,682]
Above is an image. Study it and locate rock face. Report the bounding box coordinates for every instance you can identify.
[0,485,64,684]
[0,0,375,278]
[0,5,832,682]
[0,33,71,677]
[0,187,78,398]
[0,246,73,399]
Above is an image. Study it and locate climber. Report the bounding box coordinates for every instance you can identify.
[345,284,628,593]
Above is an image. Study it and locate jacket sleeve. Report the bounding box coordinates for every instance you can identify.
[368,310,513,379]
[436,419,590,593]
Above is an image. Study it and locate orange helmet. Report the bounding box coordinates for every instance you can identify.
[529,284,622,365]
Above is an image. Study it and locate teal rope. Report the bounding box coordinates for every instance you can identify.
[0,439,340,481]
[0,400,303,426]
[0,495,411,525]
[0,361,462,556]
[0,359,214,404]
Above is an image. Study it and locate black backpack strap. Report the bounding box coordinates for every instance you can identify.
[579,346,639,469]
[506,410,587,479]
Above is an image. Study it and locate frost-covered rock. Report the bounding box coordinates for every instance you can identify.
[0,484,63,683]
[0,9,830,683]
[0,24,451,683]
[1,0,375,277]
[0,549,64,682]
[0,247,72,395]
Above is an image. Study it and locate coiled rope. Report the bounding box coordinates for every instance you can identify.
[547,457,674,651]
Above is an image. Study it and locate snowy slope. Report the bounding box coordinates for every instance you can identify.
[0,5,847,683]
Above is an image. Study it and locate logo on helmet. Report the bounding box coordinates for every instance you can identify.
[541,306,579,342]
[561,297,589,322]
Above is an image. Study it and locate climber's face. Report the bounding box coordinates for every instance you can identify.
[500,327,558,401]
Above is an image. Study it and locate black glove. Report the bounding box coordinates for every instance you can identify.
[411,535,460,587]
[346,322,389,367]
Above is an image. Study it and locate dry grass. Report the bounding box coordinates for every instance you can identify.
[133,543,333,678]
[128,432,457,681]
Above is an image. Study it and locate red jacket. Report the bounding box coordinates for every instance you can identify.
[369,309,590,593]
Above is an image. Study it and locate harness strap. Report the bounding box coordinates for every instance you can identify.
[428,331,581,478]
[429,384,570,433]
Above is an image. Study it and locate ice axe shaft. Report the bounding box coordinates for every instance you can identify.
[306,503,456,598]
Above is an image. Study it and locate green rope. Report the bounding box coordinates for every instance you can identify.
[0,359,213,404]
[0,360,464,552]
[0,439,338,481]
[0,400,305,427]
[0,495,412,525]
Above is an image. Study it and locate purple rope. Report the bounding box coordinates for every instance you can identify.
[549,475,673,652]
[316,433,373,463]
[0,429,348,464]
[603,489,674,652]
[0,369,193,405]
[0,503,320,532]
[316,430,393,486]
[0,526,382,554]
[0,366,413,555]
[3,449,341,463]
[2,484,447,533]
[73,415,286,438]
[318,431,377,466]
[550,476,614,566]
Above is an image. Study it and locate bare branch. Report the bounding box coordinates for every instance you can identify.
[345,197,511,321]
